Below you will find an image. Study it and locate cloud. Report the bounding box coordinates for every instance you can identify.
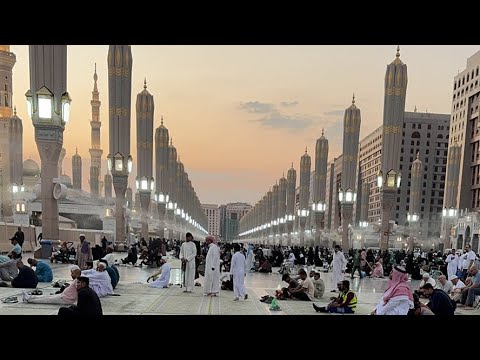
[280,101,298,107]
[239,101,275,113]
[252,111,314,130]
[323,109,345,116]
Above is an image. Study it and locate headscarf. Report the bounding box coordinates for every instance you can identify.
[206,235,218,245]
[382,265,413,304]
[69,264,80,272]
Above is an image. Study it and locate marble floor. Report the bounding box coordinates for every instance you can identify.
[0,252,476,315]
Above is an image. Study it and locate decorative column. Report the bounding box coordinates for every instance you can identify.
[106,45,133,248]
[442,141,461,248]
[155,116,169,239]
[339,95,361,249]
[72,148,82,190]
[136,79,154,240]
[26,45,71,244]
[272,181,279,243]
[407,152,422,253]
[379,46,407,252]
[278,173,287,245]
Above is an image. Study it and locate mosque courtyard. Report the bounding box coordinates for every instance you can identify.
[0,252,477,315]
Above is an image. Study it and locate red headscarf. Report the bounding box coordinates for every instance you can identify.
[383,265,413,304]
[206,235,218,245]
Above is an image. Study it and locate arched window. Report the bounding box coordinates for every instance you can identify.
[437,134,443,139]
[412,132,421,138]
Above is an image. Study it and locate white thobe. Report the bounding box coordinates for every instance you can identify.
[149,263,171,289]
[374,295,413,315]
[231,251,246,298]
[102,253,116,267]
[245,245,254,272]
[81,269,114,297]
[332,251,347,287]
[204,243,220,295]
[180,241,197,292]
[445,254,459,280]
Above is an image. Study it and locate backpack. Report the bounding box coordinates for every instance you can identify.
[81,241,90,254]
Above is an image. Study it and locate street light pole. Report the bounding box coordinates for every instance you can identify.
[26,45,70,246]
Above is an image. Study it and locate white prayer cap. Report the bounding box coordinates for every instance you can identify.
[313,268,321,274]
[69,265,80,272]
[79,234,86,238]
[161,256,168,261]
[450,275,458,280]
[422,272,430,278]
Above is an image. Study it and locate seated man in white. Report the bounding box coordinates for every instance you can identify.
[435,275,454,294]
[0,254,18,281]
[416,272,436,297]
[81,262,114,297]
[101,246,116,267]
[449,275,466,303]
[146,257,171,288]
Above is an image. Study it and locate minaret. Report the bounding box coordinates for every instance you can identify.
[266,188,273,242]
[155,116,169,238]
[286,163,297,245]
[104,173,113,200]
[313,129,328,246]
[0,45,21,221]
[408,152,423,251]
[278,173,287,244]
[379,46,408,251]
[340,94,361,249]
[89,63,103,198]
[299,148,311,246]
[442,142,461,247]
[272,181,279,241]
[72,148,82,190]
[136,78,154,240]
[176,156,185,239]
[107,45,133,246]
[261,194,267,245]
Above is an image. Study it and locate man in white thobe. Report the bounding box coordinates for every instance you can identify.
[231,243,247,301]
[180,233,198,293]
[148,256,171,288]
[81,262,114,297]
[445,250,459,280]
[203,235,220,296]
[332,245,347,292]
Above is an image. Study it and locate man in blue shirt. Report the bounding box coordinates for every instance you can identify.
[8,239,22,259]
[27,258,53,282]
[459,266,480,309]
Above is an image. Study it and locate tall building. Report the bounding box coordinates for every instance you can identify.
[202,203,220,237]
[89,64,102,198]
[72,148,82,190]
[444,50,480,211]
[0,45,22,220]
[223,202,252,241]
[355,111,449,239]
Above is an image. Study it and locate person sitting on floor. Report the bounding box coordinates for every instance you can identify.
[147,256,171,288]
[287,269,315,301]
[98,259,118,289]
[415,272,436,297]
[258,258,272,273]
[12,260,38,288]
[8,238,22,259]
[407,292,435,316]
[27,258,53,282]
[101,246,116,267]
[81,261,114,297]
[313,280,357,313]
[449,275,466,303]
[58,276,103,316]
[312,269,325,299]
[23,267,81,305]
[421,282,455,315]
[275,273,299,299]
[370,259,385,278]
[0,253,18,281]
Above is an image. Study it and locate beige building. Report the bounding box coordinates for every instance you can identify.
[202,203,220,237]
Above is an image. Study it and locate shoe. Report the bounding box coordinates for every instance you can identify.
[233,297,239,301]
[312,303,321,312]
[244,294,248,300]
[22,291,31,303]
[2,296,18,304]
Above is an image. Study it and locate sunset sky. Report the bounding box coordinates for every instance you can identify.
[9,45,480,205]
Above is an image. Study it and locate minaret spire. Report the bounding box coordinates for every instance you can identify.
[396,45,400,58]
[89,61,102,197]
[13,106,16,116]
[352,93,355,104]
[322,128,324,136]
[161,115,164,125]
[144,77,147,90]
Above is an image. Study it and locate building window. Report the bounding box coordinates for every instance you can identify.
[412,132,421,138]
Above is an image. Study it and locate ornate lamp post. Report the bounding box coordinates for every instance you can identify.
[339,188,356,248]
[26,45,70,248]
[312,200,326,246]
[378,169,401,251]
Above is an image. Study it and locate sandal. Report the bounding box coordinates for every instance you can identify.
[2,296,18,303]
[30,290,43,296]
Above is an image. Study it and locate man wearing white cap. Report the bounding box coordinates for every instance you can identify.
[147,257,171,289]
[76,234,92,270]
[415,272,436,297]
[449,275,466,303]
